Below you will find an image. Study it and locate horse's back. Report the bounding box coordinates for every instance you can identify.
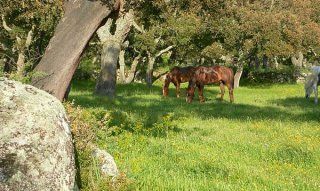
[312,66,320,75]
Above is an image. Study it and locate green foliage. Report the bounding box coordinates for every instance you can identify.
[245,67,298,84]
[0,0,63,74]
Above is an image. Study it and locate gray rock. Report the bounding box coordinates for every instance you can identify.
[92,148,119,177]
[0,78,76,191]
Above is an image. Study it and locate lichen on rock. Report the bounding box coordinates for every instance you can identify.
[0,78,76,191]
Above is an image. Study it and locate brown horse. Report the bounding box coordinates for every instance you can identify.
[163,66,196,97]
[186,66,234,103]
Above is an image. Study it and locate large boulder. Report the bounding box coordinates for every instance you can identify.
[0,78,76,191]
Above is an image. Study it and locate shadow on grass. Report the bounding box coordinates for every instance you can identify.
[69,81,320,127]
[271,96,319,109]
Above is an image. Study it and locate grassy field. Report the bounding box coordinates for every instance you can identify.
[68,80,320,191]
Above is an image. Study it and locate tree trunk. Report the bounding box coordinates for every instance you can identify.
[234,66,243,88]
[145,45,174,87]
[262,55,268,69]
[95,42,121,97]
[118,50,126,83]
[31,0,116,101]
[16,52,25,76]
[274,56,279,69]
[255,56,260,70]
[291,52,303,67]
[95,9,138,97]
[125,54,141,84]
[146,57,155,87]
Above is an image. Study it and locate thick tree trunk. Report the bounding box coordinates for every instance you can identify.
[146,57,155,87]
[125,54,141,84]
[291,52,303,67]
[95,42,121,97]
[95,9,139,97]
[234,66,243,88]
[31,0,116,101]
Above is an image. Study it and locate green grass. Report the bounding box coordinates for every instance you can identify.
[69,80,320,191]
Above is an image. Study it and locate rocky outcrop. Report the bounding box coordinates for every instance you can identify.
[0,78,76,191]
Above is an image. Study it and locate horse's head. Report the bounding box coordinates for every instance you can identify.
[186,81,195,103]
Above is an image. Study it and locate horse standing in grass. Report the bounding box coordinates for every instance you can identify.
[163,66,196,97]
[305,66,320,104]
[186,66,234,103]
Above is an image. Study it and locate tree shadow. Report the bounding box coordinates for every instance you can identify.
[69,81,320,132]
[270,96,319,109]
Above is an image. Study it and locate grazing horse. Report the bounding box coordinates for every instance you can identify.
[186,66,234,103]
[163,66,196,97]
[305,66,320,104]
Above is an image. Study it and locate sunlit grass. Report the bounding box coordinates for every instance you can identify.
[69,80,320,191]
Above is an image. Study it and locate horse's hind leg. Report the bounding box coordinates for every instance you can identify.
[219,82,225,101]
[314,85,318,104]
[198,84,205,103]
[176,82,180,98]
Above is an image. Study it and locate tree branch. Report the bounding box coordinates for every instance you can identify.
[25,26,34,48]
[2,15,12,32]
[97,18,113,42]
[155,45,174,58]
[132,20,144,33]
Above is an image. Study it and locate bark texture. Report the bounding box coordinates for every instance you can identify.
[95,42,121,97]
[95,9,141,97]
[31,0,117,101]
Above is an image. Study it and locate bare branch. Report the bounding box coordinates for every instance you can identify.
[16,36,22,46]
[132,20,144,33]
[155,45,174,58]
[2,15,12,32]
[154,37,161,44]
[25,26,34,48]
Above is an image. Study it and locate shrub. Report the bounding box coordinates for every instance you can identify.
[244,67,298,84]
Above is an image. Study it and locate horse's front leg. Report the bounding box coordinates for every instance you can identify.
[219,82,225,101]
[176,82,180,98]
[314,85,318,104]
[197,84,205,103]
